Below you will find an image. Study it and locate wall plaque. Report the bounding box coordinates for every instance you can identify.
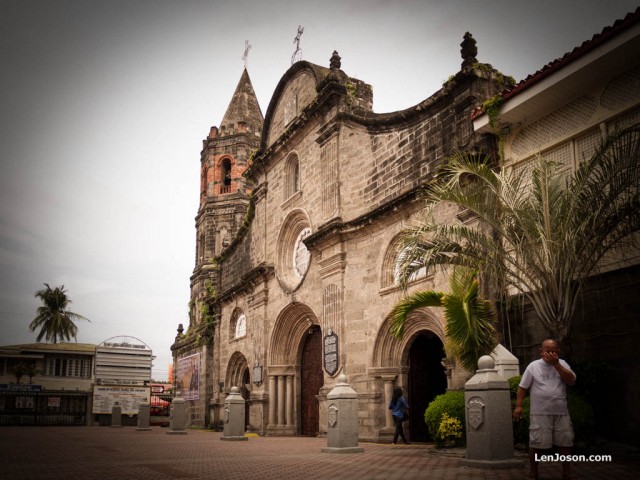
[323,331,339,375]
[328,404,338,428]
[467,397,485,430]
[252,365,263,386]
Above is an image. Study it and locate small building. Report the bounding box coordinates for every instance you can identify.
[95,336,154,386]
[93,336,154,426]
[0,342,95,425]
[0,336,156,426]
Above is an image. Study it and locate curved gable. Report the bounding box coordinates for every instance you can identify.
[263,62,329,149]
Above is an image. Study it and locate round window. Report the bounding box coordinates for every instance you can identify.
[293,227,311,279]
[277,211,312,292]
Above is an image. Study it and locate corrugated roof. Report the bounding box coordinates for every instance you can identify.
[0,342,96,353]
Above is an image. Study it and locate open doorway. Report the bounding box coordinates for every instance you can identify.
[408,332,447,441]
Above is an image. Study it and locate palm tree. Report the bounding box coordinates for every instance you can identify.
[390,268,497,372]
[29,284,90,343]
[394,123,640,348]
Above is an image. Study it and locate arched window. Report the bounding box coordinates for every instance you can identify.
[381,236,431,291]
[235,314,247,338]
[230,309,247,339]
[284,154,300,200]
[393,246,428,285]
[198,233,205,264]
[220,158,232,194]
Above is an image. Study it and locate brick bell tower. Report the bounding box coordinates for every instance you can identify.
[172,68,263,427]
[192,68,263,327]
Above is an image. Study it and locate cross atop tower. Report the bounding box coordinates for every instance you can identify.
[291,25,304,65]
[242,40,252,69]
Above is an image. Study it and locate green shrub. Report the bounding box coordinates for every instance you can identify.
[508,375,521,398]
[567,392,595,441]
[571,359,613,430]
[424,390,465,446]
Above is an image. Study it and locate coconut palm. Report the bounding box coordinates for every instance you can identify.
[394,123,640,347]
[29,284,90,343]
[390,268,497,371]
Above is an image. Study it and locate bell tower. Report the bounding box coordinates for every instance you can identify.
[172,68,263,427]
[191,68,263,327]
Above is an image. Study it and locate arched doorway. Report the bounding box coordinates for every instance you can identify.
[408,332,447,442]
[300,325,323,436]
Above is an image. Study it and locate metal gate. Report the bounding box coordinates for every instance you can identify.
[0,390,89,426]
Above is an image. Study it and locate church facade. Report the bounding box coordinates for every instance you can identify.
[172,9,640,444]
[172,34,508,441]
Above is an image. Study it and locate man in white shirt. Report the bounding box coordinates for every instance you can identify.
[513,339,576,480]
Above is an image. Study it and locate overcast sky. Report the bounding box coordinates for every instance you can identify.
[1,0,637,380]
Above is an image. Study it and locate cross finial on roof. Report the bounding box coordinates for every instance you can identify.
[291,25,304,65]
[242,40,252,69]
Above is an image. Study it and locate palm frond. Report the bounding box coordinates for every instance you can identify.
[389,290,444,338]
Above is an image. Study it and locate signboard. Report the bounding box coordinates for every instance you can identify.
[0,384,41,392]
[176,353,200,401]
[92,385,150,414]
[47,397,61,408]
[323,331,339,376]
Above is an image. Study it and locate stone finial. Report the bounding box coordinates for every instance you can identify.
[477,355,495,370]
[460,32,477,69]
[330,50,341,70]
[177,323,184,334]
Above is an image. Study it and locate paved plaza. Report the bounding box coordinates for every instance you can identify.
[0,426,637,480]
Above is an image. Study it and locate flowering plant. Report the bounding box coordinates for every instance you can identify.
[437,413,463,445]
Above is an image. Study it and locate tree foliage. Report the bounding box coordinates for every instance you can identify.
[29,284,90,343]
[394,124,640,344]
[390,268,497,371]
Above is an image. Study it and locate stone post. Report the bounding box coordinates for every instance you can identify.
[136,403,151,431]
[460,356,523,469]
[166,396,187,435]
[110,403,122,428]
[321,374,364,454]
[221,386,248,441]
[490,344,520,380]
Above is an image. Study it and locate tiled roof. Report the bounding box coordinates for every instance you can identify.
[502,7,640,102]
[473,6,640,120]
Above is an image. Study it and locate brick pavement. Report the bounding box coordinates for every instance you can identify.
[0,427,637,480]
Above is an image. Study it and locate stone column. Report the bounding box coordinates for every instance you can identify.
[166,396,187,435]
[277,376,285,425]
[285,375,294,426]
[381,376,396,430]
[321,374,364,454]
[110,403,122,428]
[136,403,151,431]
[460,356,522,469]
[268,375,276,427]
[221,387,248,441]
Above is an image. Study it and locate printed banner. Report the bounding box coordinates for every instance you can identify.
[176,353,200,401]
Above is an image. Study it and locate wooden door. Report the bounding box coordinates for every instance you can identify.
[300,326,323,436]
